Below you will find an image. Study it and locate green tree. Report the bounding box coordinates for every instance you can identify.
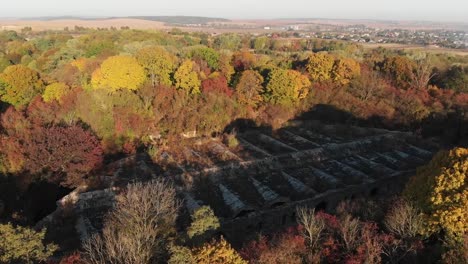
[442,65,468,92]
[91,55,146,92]
[82,35,116,57]
[75,89,150,141]
[0,223,57,264]
[404,147,468,244]
[0,65,44,107]
[253,36,269,51]
[174,60,201,95]
[190,46,220,70]
[264,68,311,106]
[306,52,335,82]
[214,34,241,50]
[187,206,220,239]
[0,56,11,72]
[136,46,175,87]
[75,89,115,139]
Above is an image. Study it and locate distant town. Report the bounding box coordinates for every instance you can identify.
[193,22,468,49]
[1,16,467,49]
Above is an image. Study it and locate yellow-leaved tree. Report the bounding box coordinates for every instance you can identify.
[306,52,335,82]
[174,60,201,95]
[404,147,468,244]
[136,46,176,87]
[91,55,146,92]
[192,237,247,264]
[0,65,44,107]
[264,68,311,106]
[42,82,70,103]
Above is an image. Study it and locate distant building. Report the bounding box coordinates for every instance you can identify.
[288,25,300,31]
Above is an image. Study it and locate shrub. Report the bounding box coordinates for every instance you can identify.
[0,223,57,264]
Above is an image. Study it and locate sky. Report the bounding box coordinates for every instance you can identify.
[0,0,467,23]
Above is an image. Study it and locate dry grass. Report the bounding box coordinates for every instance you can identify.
[361,43,468,56]
[0,18,168,31]
[0,18,279,34]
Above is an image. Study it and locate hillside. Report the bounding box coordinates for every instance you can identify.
[127,16,230,24]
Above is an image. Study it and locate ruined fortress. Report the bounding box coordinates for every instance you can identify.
[40,120,437,243]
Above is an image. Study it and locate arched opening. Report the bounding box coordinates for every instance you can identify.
[315,201,327,212]
[369,188,379,197]
[290,212,296,222]
[270,201,286,208]
[234,209,255,218]
[256,221,263,231]
[24,181,72,223]
[281,214,287,225]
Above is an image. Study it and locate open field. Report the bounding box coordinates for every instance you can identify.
[0,18,281,34]
[2,17,467,32]
[0,18,169,31]
[360,43,468,56]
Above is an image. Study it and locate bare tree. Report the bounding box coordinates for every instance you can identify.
[384,199,423,239]
[82,234,109,264]
[360,223,383,264]
[339,214,361,252]
[348,70,386,102]
[410,57,436,90]
[296,207,325,252]
[83,179,181,264]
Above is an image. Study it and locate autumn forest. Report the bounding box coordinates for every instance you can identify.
[0,26,467,264]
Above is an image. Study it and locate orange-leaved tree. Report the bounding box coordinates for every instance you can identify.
[332,58,361,85]
[235,70,264,107]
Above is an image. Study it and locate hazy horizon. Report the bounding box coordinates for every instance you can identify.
[0,0,467,23]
